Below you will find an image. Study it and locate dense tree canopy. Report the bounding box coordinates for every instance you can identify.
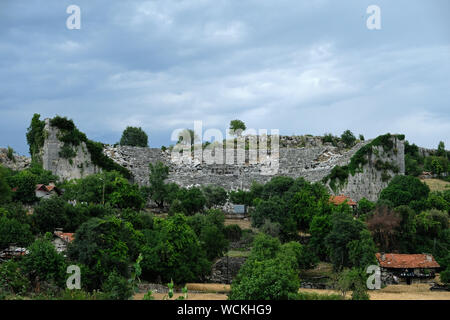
[140,214,210,284]
[230,234,300,300]
[119,126,148,147]
[379,175,430,207]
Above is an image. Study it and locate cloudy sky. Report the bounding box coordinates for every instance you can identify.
[0,0,449,155]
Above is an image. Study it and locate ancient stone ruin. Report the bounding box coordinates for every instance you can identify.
[35,118,406,202]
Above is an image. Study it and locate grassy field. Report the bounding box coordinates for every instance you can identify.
[224,218,253,230]
[133,292,228,300]
[421,178,450,192]
[133,282,450,300]
[226,250,251,258]
[299,284,450,300]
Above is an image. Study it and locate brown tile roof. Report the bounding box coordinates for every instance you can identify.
[35,184,61,194]
[54,231,75,243]
[35,184,47,191]
[376,253,440,269]
[329,195,357,206]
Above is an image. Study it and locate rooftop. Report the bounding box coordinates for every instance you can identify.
[376,253,440,269]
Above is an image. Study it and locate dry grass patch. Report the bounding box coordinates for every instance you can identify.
[299,283,450,300]
[133,292,228,300]
[421,178,450,192]
[300,262,334,278]
[186,283,231,293]
[224,218,253,230]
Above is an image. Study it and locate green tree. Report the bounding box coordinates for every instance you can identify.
[67,216,143,290]
[394,205,417,253]
[175,187,206,215]
[437,141,446,158]
[109,176,144,210]
[187,210,229,261]
[202,185,228,209]
[0,260,31,296]
[325,210,365,271]
[62,171,141,209]
[357,198,375,216]
[0,216,34,249]
[251,196,297,241]
[32,197,69,234]
[308,213,333,260]
[21,238,67,287]
[10,170,38,204]
[119,126,148,147]
[379,175,430,207]
[229,120,246,136]
[148,162,169,208]
[140,214,210,284]
[101,271,133,300]
[229,234,300,300]
[347,229,377,270]
[26,113,45,160]
[341,130,356,148]
[0,165,12,204]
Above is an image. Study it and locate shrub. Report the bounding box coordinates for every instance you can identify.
[224,224,242,242]
[120,127,148,147]
[101,272,133,300]
[341,130,356,148]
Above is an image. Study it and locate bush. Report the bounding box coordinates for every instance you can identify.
[101,272,133,300]
[6,146,15,161]
[229,234,300,300]
[202,185,228,208]
[0,260,31,296]
[260,219,281,238]
[120,127,148,147]
[379,175,430,208]
[0,216,34,249]
[140,214,210,284]
[26,114,45,160]
[293,292,343,300]
[341,130,356,148]
[224,224,242,242]
[21,239,67,288]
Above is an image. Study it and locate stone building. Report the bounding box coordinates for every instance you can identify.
[376,253,440,285]
[52,230,75,254]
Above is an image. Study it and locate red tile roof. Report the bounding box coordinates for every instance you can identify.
[35,184,61,194]
[329,195,357,206]
[54,231,75,243]
[376,253,440,269]
[35,184,47,191]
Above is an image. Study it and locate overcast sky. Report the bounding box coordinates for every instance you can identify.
[0,0,449,155]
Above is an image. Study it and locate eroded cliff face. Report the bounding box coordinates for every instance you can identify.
[332,136,405,202]
[40,119,101,180]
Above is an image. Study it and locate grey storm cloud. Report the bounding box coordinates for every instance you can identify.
[0,0,449,155]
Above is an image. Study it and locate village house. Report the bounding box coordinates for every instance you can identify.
[376,253,441,285]
[329,195,357,210]
[35,183,62,199]
[52,230,75,254]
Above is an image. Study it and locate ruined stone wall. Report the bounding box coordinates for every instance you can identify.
[0,148,31,171]
[333,136,405,201]
[37,122,405,201]
[40,119,101,180]
[103,140,369,191]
